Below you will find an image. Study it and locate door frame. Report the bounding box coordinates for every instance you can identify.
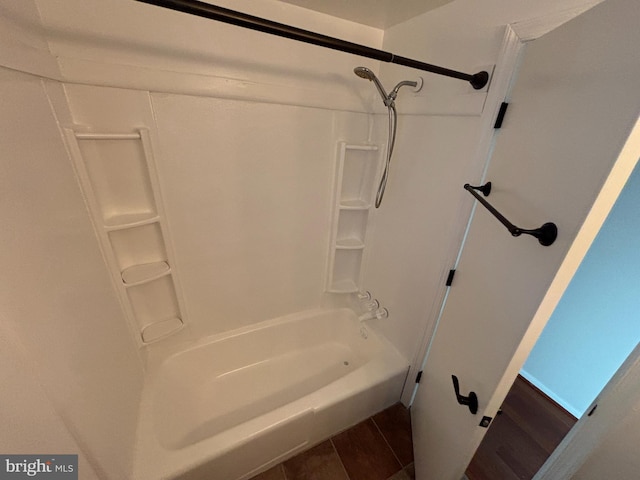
[532,116,640,478]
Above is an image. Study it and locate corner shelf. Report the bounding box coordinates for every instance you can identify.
[141,317,183,343]
[335,238,365,249]
[65,128,186,345]
[339,199,371,210]
[122,261,171,286]
[104,212,160,230]
[325,142,380,293]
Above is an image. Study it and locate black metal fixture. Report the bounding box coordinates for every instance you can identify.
[451,375,478,415]
[134,0,490,90]
[464,182,558,246]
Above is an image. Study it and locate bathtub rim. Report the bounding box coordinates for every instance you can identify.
[144,307,370,371]
[133,306,409,480]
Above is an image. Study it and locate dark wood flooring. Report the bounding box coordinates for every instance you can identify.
[249,403,414,480]
[250,375,575,480]
[465,375,577,480]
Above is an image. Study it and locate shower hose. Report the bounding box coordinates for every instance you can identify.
[375,103,397,208]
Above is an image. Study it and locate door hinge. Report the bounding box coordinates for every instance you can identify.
[494,102,509,128]
[415,371,423,384]
[446,269,456,287]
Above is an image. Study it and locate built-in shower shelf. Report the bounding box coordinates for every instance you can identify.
[104,212,160,230]
[326,279,359,294]
[122,261,171,286]
[141,316,183,343]
[343,144,378,151]
[335,238,365,249]
[65,127,186,346]
[326,141,381,293]
[339,199,370,210]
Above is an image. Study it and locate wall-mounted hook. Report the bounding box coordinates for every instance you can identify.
[451,375,478,415]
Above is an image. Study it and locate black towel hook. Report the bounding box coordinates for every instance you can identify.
[464,182,558,246]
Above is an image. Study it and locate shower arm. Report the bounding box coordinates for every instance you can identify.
[388,80,419,102]
[134,0,490,90]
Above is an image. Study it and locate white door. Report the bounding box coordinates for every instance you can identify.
[411,0,640,478]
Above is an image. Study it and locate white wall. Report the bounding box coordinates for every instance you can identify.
[0,2,384,476]
[540,325,640,479]
[0,320,98,480]
[361,0,605,399]
[150,94,372,336]
[576,412,640,479]
[0,1,60,78]
[39,0,389,344]
[0,68,143,479]
[522,159,640,417]
[34,0,383,112]
[61,83,373,341]
[60,81,374,341]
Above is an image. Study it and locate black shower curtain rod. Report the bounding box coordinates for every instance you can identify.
[135,0,490,90]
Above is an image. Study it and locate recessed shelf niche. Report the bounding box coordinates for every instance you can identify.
[65,128,185,345]
[326,142,380,293]
[339,146,378,207]
[336,209,368,248]
[76,135,157,225]
[128,275,181,327]
[108,221,167,273]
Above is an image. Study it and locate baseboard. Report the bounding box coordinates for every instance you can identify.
[518,371,580,419]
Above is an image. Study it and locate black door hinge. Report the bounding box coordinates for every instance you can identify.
[415,371,423,384]
[446,269,456,287]
[494,102,509,128]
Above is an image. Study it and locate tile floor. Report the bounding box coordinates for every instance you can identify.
[249,403,415,480]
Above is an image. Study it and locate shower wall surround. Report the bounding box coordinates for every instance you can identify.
[326,142,381,293]
[144,93,380,338]
[0,69,143,479]
[59,52,384,344]
[34,0,383,112]
[66,128,186,344]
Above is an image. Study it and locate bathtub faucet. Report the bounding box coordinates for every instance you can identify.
[359,308,389,322]
[357,291,380,312]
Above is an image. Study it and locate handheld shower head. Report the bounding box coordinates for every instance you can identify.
[353,66,375,80]
[354,66,390,106]
[352,66,423,208]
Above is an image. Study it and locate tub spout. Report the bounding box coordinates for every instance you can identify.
[359,308,389,322]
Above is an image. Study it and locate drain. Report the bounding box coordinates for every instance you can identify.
[343,361,350,366]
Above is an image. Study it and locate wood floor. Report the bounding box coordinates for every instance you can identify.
[466,375,578,480]
[250,375,574,480]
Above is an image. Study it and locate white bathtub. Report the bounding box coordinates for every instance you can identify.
[133,308,408,480]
